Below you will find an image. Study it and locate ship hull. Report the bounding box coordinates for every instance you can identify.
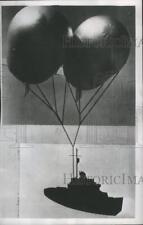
[44,187,123,215]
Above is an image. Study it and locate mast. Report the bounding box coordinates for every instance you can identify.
[71,147,80,178]
[76,148,80,178]
[72,146,75,178]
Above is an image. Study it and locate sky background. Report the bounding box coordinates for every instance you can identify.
[2,6,135,125]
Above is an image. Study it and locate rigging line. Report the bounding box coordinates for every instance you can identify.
[29,87,73,146]
[37,83,60,121]
[78,93,81,124]
[73,124,80,147]
[80,72,119,124]
[67,82,80,114]
[78,93,81,110]
[37,82,72,146]
[80,84,103,114]
[62,81,67,123]
[58,120,73,147]
[52,75,58,114]
[73,99,81,146]
[36,84,51,108]
[30,87,53,112]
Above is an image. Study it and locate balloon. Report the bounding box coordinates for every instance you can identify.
[7,6,71,84]
[63,15,131,90]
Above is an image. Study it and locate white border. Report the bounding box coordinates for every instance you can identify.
[0,5,2,126]
[0,0,142,224]
[0,0,139,6]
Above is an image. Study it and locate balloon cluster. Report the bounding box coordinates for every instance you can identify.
[7,6,131,91]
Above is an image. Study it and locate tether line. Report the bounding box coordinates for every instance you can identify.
[67,82,80,114]
[52,75,58,114]
[31,86,54,112]
[36,84,51,109]
[29,86,73,146]
[62,81,67,123]
[80,72,119,124]
[81,84,103,114]
[73,125,80,147]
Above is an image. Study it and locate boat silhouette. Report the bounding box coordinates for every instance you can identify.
[44,148,123,215]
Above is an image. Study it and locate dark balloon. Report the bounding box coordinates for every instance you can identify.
[63,15,131,90]
[7,6,71,84]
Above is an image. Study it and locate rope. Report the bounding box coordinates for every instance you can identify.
[80,72,119,124]
[80,84,103,114]
[52,75,58,113]
[30,86,73,146]
[62,81,67,123]
[67,82,80,114]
